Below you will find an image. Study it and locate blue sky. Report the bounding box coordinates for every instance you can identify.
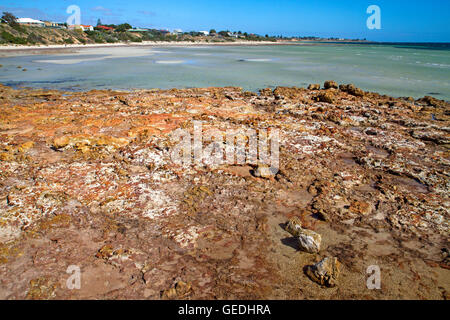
[1,0,449,42]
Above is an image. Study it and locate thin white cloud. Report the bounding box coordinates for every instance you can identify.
[92,6,109,12]
[91,6,113,16]
[90,6,119,17]
[138,10,156,16]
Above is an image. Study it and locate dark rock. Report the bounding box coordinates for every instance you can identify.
[340,84,364,97]
[324,80,338,89]
[308,84,321,90]
[316,91,335,104]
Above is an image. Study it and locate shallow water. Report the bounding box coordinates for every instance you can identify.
[0,43,449,100]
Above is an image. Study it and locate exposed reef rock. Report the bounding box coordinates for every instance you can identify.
[316,91,335,104]
[324,80,339,90]
[339,84,365,97]
[308,84,321,90]
[305,257,341,287]
[0,82,448,299]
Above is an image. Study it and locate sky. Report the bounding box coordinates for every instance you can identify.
[1,0,449,42]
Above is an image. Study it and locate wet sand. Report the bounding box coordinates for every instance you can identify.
[0,40,298,57]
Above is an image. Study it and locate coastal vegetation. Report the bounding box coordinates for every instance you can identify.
[0,23,277,46]
[0,24,85,45]
[0,12,277,46]
[0,12,365,46]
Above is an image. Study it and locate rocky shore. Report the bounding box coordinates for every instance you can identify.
[0,82,448,299]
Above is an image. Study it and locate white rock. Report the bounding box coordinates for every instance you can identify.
[298,229,321,253]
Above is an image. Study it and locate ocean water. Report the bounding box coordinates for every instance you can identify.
[0,43,449,100]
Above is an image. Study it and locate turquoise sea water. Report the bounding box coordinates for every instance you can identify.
[0,43,449,100]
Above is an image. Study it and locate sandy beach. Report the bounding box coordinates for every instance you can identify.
[0,40,300,55]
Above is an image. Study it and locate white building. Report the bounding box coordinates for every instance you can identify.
[80,25,94,31]
[68,25,94,31]
[43,21,66,28]
[16,18,45,27]
[199,31,209,36]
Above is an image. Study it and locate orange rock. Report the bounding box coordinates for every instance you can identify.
[349,200,372,216]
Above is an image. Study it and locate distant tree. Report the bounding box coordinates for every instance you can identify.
[218,30,229,37]
[265,34,269,38]
[238,31,242,35]
[1,12,18,26]
[209,29,216,34]
[244,32,248,37]
[97,18,102,26]
[116,23,132,32]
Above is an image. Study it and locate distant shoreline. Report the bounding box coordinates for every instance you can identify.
[1,39,446,53]
[0,40,373,55]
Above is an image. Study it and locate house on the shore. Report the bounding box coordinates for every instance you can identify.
[16,18,45,27]
[81,25,94,31]
[172,29,183,35]
[43,21,66,28]
[128,28,150,32]
[199,31,209,36]
[68,24,94,31]
[96,25,114,31]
